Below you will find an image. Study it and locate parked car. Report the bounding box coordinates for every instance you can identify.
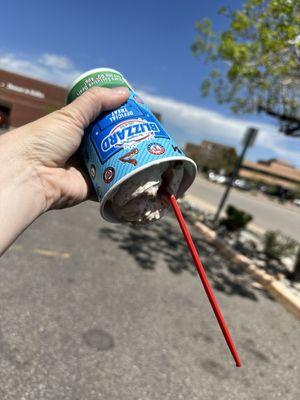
[208,172,228,184]
[233,179,251,191]
[293,199,300,207]
[208,171,218,182]
[257,184,269,193]
[216,175,228,184]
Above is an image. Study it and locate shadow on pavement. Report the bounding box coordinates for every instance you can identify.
[99,216,267,301]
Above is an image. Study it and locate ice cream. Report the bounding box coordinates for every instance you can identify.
[110,161,184,224]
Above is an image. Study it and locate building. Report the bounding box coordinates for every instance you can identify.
[0,69,162,132]
[0,69,67,131]
[185,140,238,173]
[240,159,300,191]
[184,142,203,164]
[185,139,300,193]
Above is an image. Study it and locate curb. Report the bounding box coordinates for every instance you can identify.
[194,220,300,320]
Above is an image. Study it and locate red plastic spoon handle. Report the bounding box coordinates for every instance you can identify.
[169,194,241,367]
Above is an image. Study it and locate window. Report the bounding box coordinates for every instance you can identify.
[0,104,11,129]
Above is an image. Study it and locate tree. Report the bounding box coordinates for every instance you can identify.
[204,147,238,174]
[191,0,300,136]
[185,142,238,174]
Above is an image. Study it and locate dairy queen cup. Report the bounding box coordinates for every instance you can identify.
[67,68,197,224]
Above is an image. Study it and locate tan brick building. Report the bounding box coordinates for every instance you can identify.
[240,159,300,191]
[185,139,300,192]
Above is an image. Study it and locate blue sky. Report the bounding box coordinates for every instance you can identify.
[1,0,299,166]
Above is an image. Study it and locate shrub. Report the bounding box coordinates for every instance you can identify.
[289,249,300,282]
[220,205,253,231]
[263,231,297,262]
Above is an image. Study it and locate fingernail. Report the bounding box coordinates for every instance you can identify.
[111,86,129,95]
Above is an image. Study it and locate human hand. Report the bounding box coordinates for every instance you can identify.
[5,86,129,210]
[0,86,129,254]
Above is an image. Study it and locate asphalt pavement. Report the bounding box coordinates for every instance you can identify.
[189,176,300,240]
[0,201,299,400]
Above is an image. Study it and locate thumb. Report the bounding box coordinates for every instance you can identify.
[58,86,130,129]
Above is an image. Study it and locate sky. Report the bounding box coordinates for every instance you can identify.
[1,0,299,167]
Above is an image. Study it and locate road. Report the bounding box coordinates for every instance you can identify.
[0,202,299,400]
[189,176,300,240]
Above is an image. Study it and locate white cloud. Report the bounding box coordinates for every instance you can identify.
[0,52,82,86]
[39,53,73,70]
[139,90,249,140]
[137,90,300,166]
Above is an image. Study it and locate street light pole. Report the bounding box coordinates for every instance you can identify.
[213,127,258,224]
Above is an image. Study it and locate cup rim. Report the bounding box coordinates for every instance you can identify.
[67,68,132,96]
[100,156,197,223]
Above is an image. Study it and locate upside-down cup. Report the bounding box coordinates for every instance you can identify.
[67,68,197,223]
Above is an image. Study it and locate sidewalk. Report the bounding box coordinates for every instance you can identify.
[184,193,300,320]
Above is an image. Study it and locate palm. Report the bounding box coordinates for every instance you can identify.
[22,112,90,209]
[20,87,129,210]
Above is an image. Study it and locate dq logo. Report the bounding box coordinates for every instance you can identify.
[101,118,159,153]
[91,116,170,164]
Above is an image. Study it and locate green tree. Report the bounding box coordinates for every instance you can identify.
[185,142,238,174]
[204,147,238,174]
[192,0,300,136]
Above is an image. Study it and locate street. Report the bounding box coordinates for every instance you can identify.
[189,175,300,240]
[0,201,299,400]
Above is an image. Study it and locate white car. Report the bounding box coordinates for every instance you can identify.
[293,199,300,207]
[208,172,227,184]
[208,172,217,181]
[216,175,227,184]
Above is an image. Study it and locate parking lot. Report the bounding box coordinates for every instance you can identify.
[0,201,299,399]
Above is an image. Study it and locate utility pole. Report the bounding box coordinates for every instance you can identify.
[213,127,258,224]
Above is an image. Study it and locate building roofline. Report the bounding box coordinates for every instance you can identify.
[0,68,67,90]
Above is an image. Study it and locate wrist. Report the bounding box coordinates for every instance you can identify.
[0,130,47,217]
